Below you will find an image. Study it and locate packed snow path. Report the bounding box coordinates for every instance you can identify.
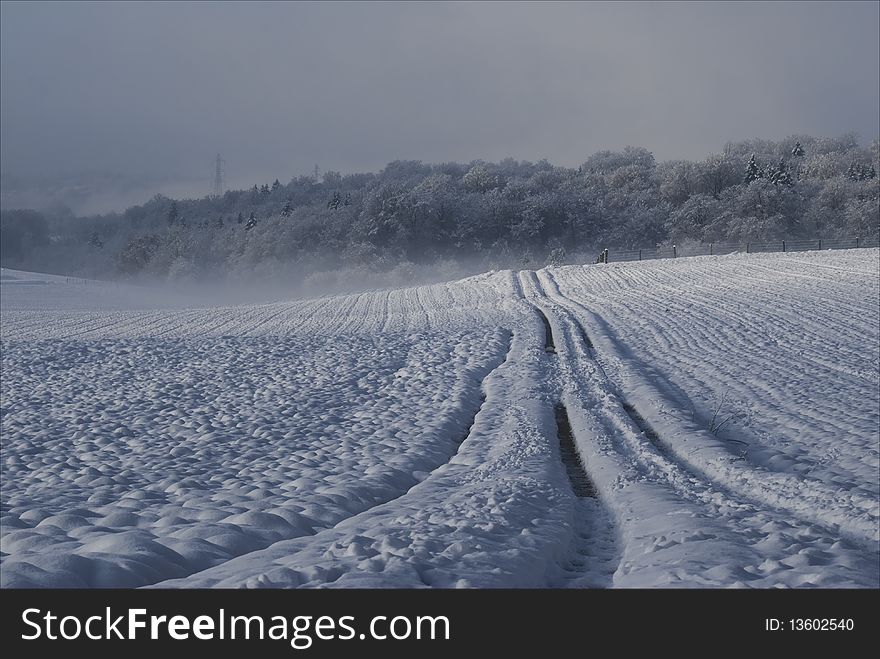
[1,250,877,588]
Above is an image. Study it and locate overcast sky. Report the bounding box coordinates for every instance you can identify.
[2,0,878,193]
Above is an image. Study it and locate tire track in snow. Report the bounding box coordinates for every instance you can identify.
[553,498,618,587]
[518,270,620,587]
[552,403,618,587]
[535,307,556,354]
[555,404,597,498]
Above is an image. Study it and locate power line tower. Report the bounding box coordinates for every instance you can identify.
[212,154,226,197]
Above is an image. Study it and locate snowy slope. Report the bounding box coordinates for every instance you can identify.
[547,251,879,539]
[1,251,878,588]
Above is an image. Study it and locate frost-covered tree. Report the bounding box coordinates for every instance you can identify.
[117,234,161,275]
[744,155,761,184]
[658,160,698,205]
[847,162,877,181]
[462,164,498,193]
[844,196,880,236]
[699,154,738,197]
[245,212,257,231]
[771,159,793,186]
[804,177,851,236]
[547,246,566,266]
[665,194,721,243]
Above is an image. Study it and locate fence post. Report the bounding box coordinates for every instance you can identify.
[673,245,677,258]
[818,239,822,250]
[710,243,713,256]
[856,237,860,248]
[638,249,642,261]
[746,242,750,254]
[782,240,785,253]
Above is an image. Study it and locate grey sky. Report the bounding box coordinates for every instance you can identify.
[2,0,879,194]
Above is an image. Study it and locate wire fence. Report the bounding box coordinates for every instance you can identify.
[602,236,880,263]
[64,276,120,286]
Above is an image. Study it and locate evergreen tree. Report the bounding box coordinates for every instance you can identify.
[791,141,805,157]
[328,191,341,210]
[216,216,224,228]
[774,159,792,186]
[167,201,179,226]
[272,179,281,192]
[744,154,761,184]
[245,212,257,231]
[281,200,293,217]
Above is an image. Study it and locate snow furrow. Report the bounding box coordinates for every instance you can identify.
[539,266,879,549]
[522,267,878,587]
[158,338,508,588]
[1,325,513,587]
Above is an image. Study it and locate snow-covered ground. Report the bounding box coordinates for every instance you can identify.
[1,250,878,588]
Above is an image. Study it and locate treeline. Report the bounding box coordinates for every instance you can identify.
[1,134,878,285]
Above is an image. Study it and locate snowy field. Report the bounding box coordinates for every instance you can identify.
[1,250,878,588]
